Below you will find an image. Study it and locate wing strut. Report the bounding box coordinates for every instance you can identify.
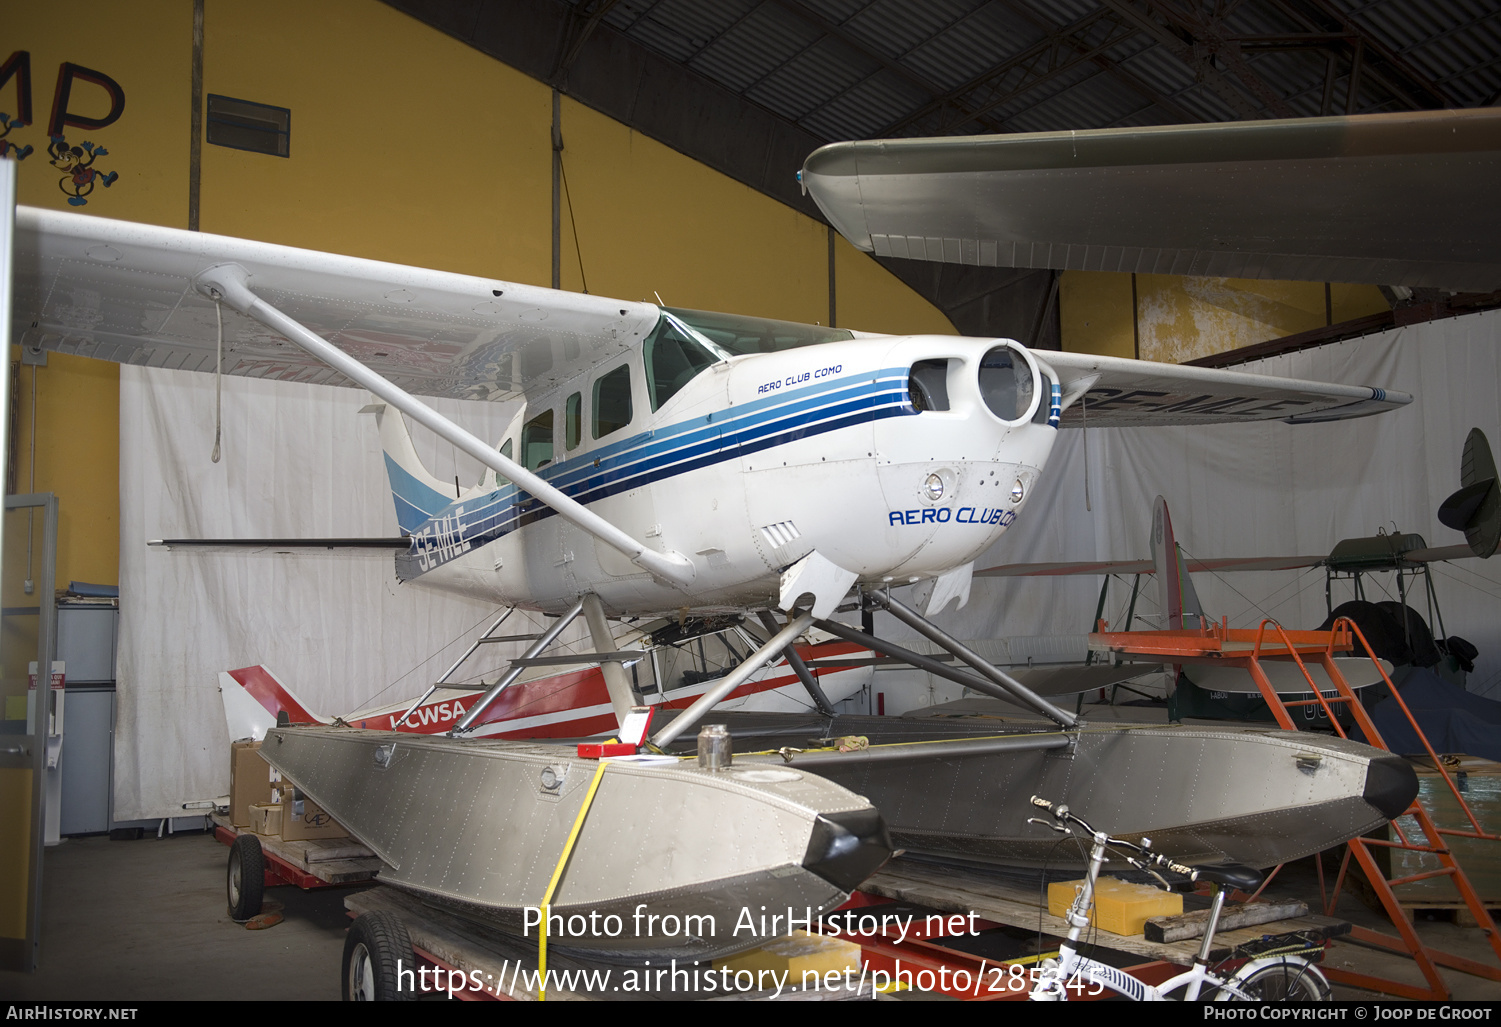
[190,263,696,588]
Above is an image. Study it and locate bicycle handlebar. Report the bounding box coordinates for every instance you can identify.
[1030,795,1197,879]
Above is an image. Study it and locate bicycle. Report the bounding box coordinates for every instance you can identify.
[1026,795,1332,1002]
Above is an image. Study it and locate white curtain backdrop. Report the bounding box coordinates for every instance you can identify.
[116,366,529,821]
[946,308,1501,701]
[116,308,1501,818]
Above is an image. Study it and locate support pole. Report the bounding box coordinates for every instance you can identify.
[583,593,637,728]
[652,614,814,748]
[814,617,1039,709]
[757,610,834,715]
[764,732,1069,767]
[452,598,586,734]
[871,593,1078,728]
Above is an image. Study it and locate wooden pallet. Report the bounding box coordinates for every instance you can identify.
[859,857,1348,965]
[213,814,383,886]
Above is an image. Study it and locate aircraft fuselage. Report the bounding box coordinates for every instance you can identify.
[401,330,1060,616]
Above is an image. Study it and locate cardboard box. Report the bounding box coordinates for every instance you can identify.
[281,794,348,841]
[1048,877,1182,936]
[249,802,283,838]
[230,740,275,828]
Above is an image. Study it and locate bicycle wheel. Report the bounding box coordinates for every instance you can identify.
[1217,958,1332,1001]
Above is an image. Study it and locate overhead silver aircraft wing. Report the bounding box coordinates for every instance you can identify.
[1044,350,1410,427]
[12,207,659,402]
[800,108,1501,292]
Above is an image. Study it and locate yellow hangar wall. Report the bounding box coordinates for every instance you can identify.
[2,0,956,602]
[1059,270,1390,362]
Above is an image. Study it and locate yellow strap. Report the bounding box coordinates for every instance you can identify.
[537,759,609,1001]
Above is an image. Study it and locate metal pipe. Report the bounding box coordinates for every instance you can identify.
[875,593,1077,728]
[191,264,695,587]
[762,732,1070,767]
[452,598,585,734]
[653,613,814,748]
[583,592,636,728]
[757,610,834,715]
[813,617,1027,707]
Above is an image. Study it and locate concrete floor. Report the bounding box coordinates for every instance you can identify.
[0,830,351,1001]
[0,828,1497,1001]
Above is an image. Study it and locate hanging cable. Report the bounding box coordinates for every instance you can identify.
[211,298,223,463]
[558,154,589,295]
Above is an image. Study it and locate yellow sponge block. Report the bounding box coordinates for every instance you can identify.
[714,930,862,980]
[1048,877,1183,936]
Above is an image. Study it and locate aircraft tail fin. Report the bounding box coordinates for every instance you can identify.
[1151,496,1207,630]
[218,665,331,742]
[362,402,457,534]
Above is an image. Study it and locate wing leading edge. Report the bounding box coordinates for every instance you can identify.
[1044,350,1410,428]
[13,207,1410,428]
[801,108,1501,292]
[12,207,660,403]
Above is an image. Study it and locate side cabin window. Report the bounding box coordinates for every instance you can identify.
[521,410,553,471]
[565,393,582,452]
[644,315,719,412]
[592,364,633,439]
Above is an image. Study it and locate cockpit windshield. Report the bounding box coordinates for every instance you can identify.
[665,307,853,355]
[642,308,854,412]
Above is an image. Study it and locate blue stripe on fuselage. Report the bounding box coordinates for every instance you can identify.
[398,369,914,578]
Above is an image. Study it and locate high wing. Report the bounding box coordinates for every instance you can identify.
[12,207,659,402]
[1044,350,1409,427]
[13,206,1411,432]
[800,108,1501,292]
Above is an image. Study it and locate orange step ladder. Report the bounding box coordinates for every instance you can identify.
[1091,617,1501,999]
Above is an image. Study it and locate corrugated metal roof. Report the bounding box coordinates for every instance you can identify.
[563,0,1501,143]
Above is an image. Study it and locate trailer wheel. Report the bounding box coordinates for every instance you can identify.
[227,834,264,921]
[343,911,417,1001]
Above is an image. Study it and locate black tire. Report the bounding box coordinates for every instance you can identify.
[227,834,264,921]
[1219,959,1332,1001]
[343,911,418,1001]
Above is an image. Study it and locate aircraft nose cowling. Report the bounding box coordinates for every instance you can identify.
[1365,753,1420,820]
[803,807,893,891]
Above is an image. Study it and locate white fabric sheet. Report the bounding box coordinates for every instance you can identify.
[960,309,1501,699]
[116,366,531,821]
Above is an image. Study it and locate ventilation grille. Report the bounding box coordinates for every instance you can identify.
[759,521,801,549]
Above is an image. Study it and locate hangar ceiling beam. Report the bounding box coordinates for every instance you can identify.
[880,7,1139,136]
[1261,0,1461,110]
[549,0,621,84]
[988,0,1204,127]
[1098,0,1296,118]
[766,0,1010,136]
